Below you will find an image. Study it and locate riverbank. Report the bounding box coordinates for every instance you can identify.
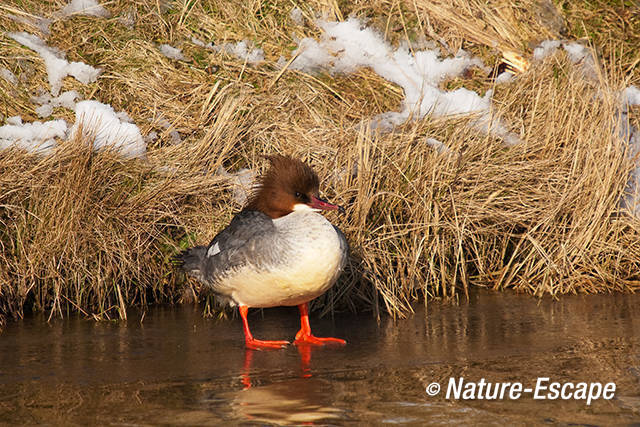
[1,0,639,323]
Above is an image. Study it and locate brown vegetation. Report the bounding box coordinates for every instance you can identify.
[0,0,639,323]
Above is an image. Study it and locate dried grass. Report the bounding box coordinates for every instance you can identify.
[1,0,639,323]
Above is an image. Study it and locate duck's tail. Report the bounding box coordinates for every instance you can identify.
[177,246,207,279]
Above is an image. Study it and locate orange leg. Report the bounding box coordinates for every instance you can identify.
[294,302,346,346]
[239,305,289,350]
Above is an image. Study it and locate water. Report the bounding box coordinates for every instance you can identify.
[1,290,639,425]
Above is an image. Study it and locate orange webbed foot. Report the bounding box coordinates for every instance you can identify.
[294,331,346,346]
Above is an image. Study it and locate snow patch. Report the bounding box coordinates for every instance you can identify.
[621,85,640,215]
[8,32,101,96]
[217,166,256,205]
[532,40,561,61]
[0,119,68,154]
[191,37,212,49]
[6,116,23,126]
[32,90,80,118]
[495,71,514,84]
[159,119,181,144]
[70,100,146,158]
[35,105,54,119]
[532,40,598,79]
[118,9,136,28]
[145,131,158,143]
[159,44,186,61]
[0,68,18,85]
[289,18,518,144]
[115,111,133,123]
[623,86,640,107]
[562,42,589,63]
[276,55,287,68]
[215,40,264,64]
[1,101,145,158]
[426,137,449,153]
[7,13,51,35]
[60,0,111,18]
[290,7,304,25]
[192,37,264,64]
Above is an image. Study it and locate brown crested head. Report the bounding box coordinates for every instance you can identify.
[245,155,320,219]
[244,155,346,219]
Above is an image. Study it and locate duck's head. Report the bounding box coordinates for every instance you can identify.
[245,155,345,219]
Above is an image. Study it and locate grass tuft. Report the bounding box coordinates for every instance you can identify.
[0,0,639,323]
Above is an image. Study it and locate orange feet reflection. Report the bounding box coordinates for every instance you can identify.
[297,344,312,378]
[241,345,318,389]
[241,348,254,389]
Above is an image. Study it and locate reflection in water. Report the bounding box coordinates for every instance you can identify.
[230,376,343,425]
[0,291,640,424]
[236,344,340,424]
[241,344,313,390]
[297,345,313,379]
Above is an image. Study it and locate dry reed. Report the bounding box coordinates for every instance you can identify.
[0,0,639,324]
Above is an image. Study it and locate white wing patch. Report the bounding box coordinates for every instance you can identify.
[207,242,221,257]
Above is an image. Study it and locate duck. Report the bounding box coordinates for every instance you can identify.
[180,155,348,349]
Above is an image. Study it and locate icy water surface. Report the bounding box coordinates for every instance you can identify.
[1,290,640,425]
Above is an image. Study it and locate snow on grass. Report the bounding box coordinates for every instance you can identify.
[70,101,146,158]
[426,137,449,153]
[217,166,256,205]
[144,131,158,143]
[0,68,18,85]
[620,85,640,215]
[562,42,598,79]
[532,40,562,61]
[7,13,51,36]
[59,0,111,18]
[117,9,136,29]
[32,90,80,118]
[495,71,514,84]
[8,32,101,96]
[289,18,519,144]
[216,40,264,64]
[191,37,212,49]
[533,40,598,79]
[532,41,640,214]
[623,86,640,106]
[159,44,186,61]
[0,119,67,154]
[533,40,593,65]
[562,42,590,63]
[3,32,142,158]
[290,7,304,25]
[157,117,182,144]
[191,37,264,64]
[6,116,23,126]
[0,100,145,157]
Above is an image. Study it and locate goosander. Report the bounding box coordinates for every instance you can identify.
[181,155,348,349]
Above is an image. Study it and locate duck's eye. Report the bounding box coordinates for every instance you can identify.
[294,192,303,199]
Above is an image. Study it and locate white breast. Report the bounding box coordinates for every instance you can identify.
[226,211,347,308]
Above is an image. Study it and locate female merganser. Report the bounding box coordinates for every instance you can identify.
[181,155,348,349]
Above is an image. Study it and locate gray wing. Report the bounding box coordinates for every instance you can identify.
[333,224,349,271]
[200,210,277,289]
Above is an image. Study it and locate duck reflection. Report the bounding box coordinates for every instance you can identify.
[233,346,343,424]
